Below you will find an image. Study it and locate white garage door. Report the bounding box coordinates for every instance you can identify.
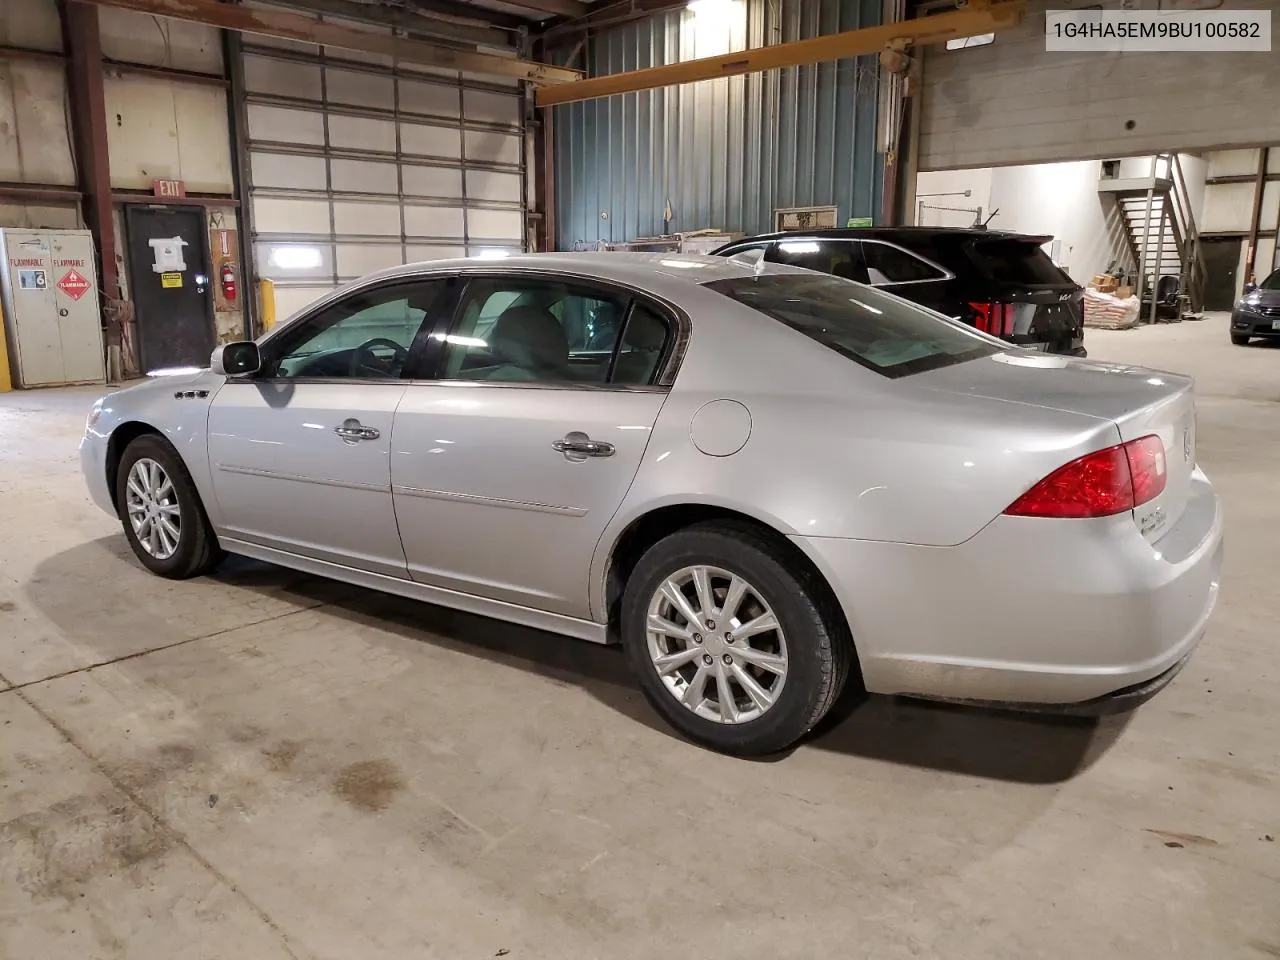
[919,0,1280,171]
[241,41,527,320]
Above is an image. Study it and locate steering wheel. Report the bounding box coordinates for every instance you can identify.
[351,337,409,377]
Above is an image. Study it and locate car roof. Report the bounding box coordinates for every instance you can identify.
[365,252,784,289]
[731,227,1049,243]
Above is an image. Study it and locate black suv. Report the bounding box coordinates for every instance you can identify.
[713,227,1086,356]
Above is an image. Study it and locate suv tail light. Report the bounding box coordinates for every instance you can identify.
[1004,435,1167,518]
[969,301,1015,337]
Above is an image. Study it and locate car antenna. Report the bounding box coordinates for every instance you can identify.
[727,247,767,275]
[977,208,999,230]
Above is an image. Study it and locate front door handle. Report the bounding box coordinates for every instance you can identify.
[553,431,615,459]
[334,418,380,444]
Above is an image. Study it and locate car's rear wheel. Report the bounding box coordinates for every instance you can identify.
[115,434,223,579]
[1231,334,1251,346]
[620,521,851,756]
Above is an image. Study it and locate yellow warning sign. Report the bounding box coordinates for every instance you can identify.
[160,272,183,289]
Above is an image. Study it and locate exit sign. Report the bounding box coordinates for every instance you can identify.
[152,178,186,199]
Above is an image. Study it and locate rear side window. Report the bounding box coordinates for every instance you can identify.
[769,239,869,283]
[705,274,998,379]
[862,241,946,284]
[967,239,1072,286]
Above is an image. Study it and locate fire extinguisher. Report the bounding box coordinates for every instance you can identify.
[220,263,237,302]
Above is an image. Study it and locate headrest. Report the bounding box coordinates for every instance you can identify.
[490,306,569,371]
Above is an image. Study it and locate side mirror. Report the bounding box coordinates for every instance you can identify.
[1243,281,1258,294]
[211,341,261,377]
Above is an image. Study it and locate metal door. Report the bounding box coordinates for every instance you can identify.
[1202,238,1243,311]
[391,385,665,619]
[124,205,216,372]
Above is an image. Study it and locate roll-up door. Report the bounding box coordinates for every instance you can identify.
[918,0,1280,172]
[241,40,526,321]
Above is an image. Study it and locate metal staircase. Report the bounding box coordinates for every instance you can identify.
[1098,155,1206,322]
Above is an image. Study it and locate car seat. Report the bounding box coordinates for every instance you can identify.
[484,306,570,381]
[612,309,668,385]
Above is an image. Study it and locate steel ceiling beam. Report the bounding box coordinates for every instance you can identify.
[534,0,1024,107]
[263,0,521,49]
[496,0,590,19]
[74,0,581,84]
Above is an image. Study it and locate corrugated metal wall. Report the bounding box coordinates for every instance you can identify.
[554,0,883,249]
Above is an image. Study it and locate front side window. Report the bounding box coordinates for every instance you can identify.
[705,273,998,378]
[440,279,670,385]
[270,280,447,379]
[862,242,946,285]
[769,238,868,283]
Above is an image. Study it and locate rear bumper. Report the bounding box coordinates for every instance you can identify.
[794,466,1223,707]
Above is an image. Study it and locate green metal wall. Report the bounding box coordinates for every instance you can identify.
[553,0,883,249]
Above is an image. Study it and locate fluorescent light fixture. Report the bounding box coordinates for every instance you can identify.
[687,0,733,19]
[269,246,323,270]
[946,33,995,50]
[779,241,820,255]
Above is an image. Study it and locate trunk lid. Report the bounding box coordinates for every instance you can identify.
[914,352,1197,542]
[963,236,1083,351]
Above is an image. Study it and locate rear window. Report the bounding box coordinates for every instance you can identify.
[966,239,1073,286]
[705,273,999,378]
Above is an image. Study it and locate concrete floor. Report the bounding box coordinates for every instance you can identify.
[1,314,1277,960]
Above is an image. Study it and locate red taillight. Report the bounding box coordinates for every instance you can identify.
[969,301,1015,337]
[1004,435,1167,519]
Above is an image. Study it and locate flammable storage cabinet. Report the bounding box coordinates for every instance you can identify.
[0,228,106,387]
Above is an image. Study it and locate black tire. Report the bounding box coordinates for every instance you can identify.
[1231,334,1251,346]
[620,521,854,756]
[115,434,224,579]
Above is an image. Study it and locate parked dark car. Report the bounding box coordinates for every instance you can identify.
[1230,268,1280,345]
[713,227,1087,356]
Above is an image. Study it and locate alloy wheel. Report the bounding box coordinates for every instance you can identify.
[125,458,182,561]
[645,565,788,724]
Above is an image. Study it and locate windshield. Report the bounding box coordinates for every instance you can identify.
[966,239,1073,287]
[705,273,1000,378]
[1260,269,1280,291]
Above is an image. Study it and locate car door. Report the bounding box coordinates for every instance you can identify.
[206,277,451,576]
[390,275,679,620]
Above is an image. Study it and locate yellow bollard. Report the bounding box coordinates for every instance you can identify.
[259,278,276,333]
[0,302,12,392]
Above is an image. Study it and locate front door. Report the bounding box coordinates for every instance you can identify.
[391,276,676,619]
[124,205,215,371]
[207,277,450,576]
[1202,237,1243,311]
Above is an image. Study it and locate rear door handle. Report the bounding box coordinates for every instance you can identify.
[553,431,615,458]
[334,418,380,443]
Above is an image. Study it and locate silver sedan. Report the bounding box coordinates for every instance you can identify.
[80,253,1223,755]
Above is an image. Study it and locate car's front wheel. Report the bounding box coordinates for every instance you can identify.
[620,521,852,756]
[1231,333,1251,346]
[115,434,224,579]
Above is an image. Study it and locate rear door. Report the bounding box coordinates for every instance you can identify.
[963,236,1084,353]
[390,276,679,620]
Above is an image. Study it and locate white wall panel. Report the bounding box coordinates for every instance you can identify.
[99,9,222,73]
[336,243,402,278]
[333,201,400,236]
[404,206,465,238]
[0,0,63,52]
[462,90,520,127]
[325,68,394,109]
[0,203,80,229]
[919,0,1280,170]
[330,158,399,194]
[273,285,335,322]
[104,75,233,192]
[467,208,524,241]
[254,197,333,234]
[247,104,325,145]
[400,123,462,159]
[1201,183,1255,234]
[1206,150,1259,180]
[0,61,76,186]
[327,114,398,153]
[251,152,328,190]
[466,170,522,204]
[244,55,323,100]
[406,244,465,261]
[401,165,463,198]
[465,129,521,166]
[399,79,460,118]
